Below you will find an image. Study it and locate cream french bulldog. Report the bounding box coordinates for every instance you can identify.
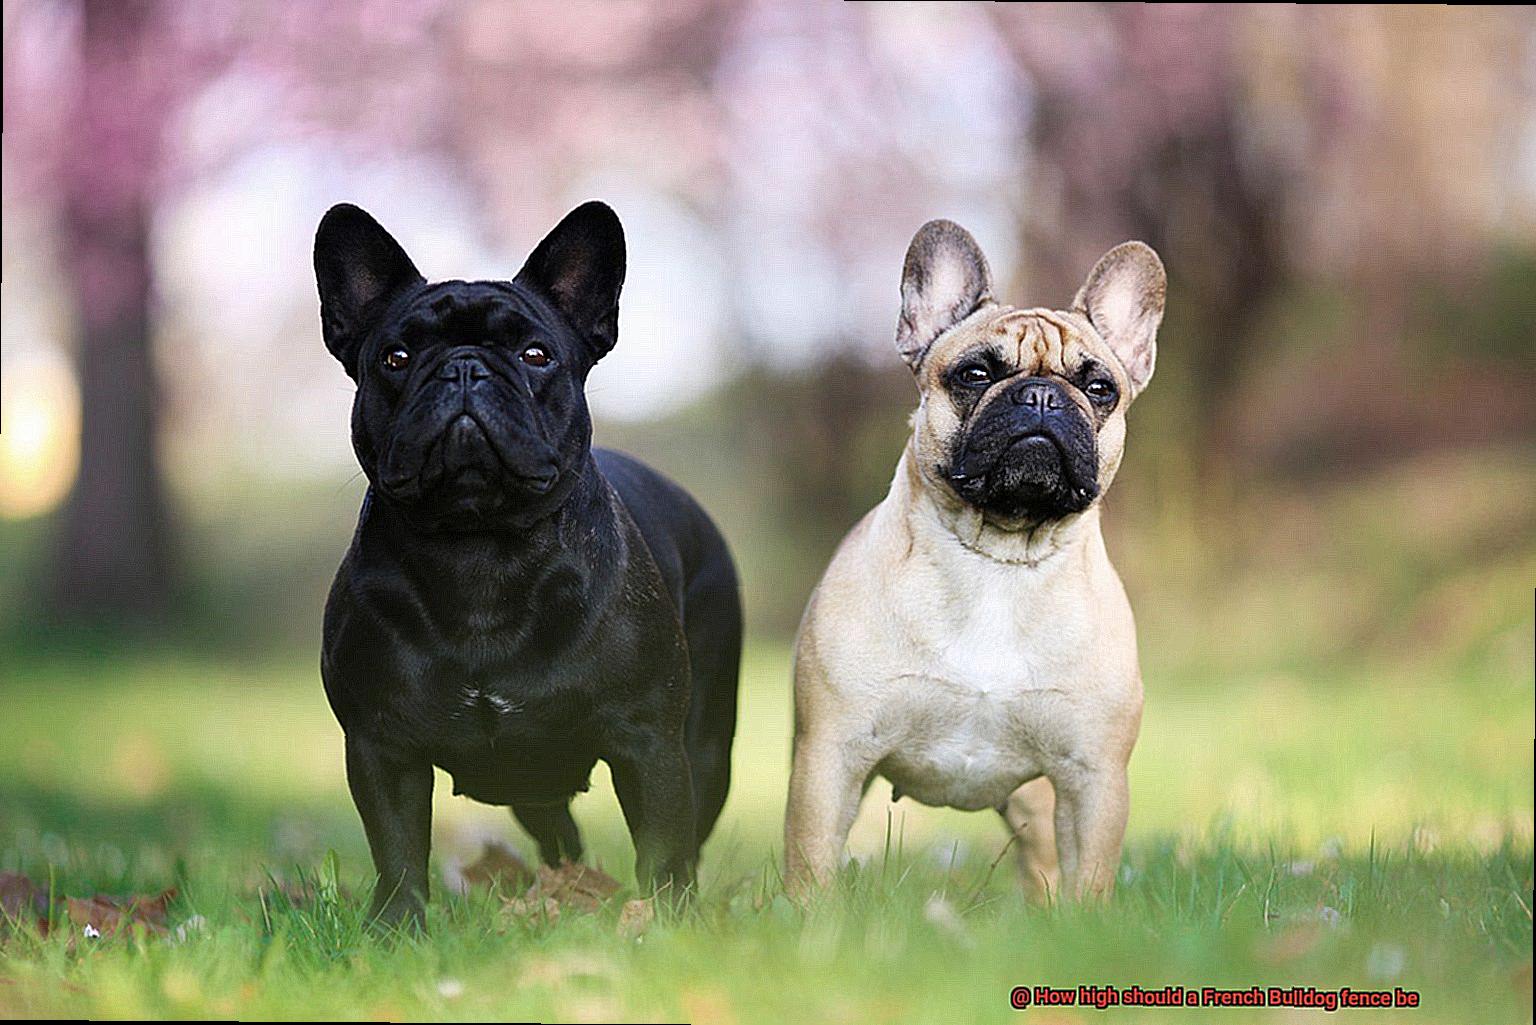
[783,221,1164,901]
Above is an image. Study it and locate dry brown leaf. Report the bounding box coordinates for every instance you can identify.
[533,862,621,913]
[67,896,122,935]
[503,894,562,925]
[458,842,535,893]
[66,887,175,939]
[500,862,624,924]
[616,897,654,939]
[4,873,173,940]
[0,872,49,930]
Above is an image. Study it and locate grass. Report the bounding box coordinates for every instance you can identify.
[0,638,1530,1022]
[1,447,1533,1020]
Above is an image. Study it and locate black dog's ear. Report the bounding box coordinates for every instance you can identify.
[515,201,626,360]
[314,204,423,377]
[896,219,993,372]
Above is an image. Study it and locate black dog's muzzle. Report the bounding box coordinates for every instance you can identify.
[378,346,561,506]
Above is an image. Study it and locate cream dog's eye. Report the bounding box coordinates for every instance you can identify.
[957,365,991,387]
[1085,379,1117,403]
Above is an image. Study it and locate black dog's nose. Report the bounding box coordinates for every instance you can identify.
[437,351,491,384]
[1012,378,1068,411]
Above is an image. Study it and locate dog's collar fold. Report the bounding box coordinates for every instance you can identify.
[901,446,1095,567]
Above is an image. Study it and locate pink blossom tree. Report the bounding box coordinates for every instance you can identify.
[4,0,731,624]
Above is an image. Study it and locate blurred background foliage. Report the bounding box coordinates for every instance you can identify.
[0,0,1532,661]
[0,21,1531,1013]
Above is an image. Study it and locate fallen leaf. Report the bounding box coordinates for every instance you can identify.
[616,897,654,939]
[456,842,535,893]
[66,897,118,935]
[503,895,561,925]
[0,872,49,930]
[501,862,623,923]
[65,887,176,938]
[534,863,621,912]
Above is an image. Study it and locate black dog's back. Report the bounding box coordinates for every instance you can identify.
[597,448,742,842]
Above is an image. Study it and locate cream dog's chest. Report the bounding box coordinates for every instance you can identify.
[877,688,1055,812]
[874,587,1083,812]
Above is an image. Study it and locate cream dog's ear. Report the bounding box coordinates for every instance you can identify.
[896,220,993,372]
[1073,242,1165,396]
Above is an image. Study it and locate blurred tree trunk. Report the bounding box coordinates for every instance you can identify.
[48,0,176,622]
[994,5,1285,487]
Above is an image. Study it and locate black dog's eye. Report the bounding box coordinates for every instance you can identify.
[956,364,991,388]
[520,345,553,368]
[1085,379,1117,403]
[382,347,411,371]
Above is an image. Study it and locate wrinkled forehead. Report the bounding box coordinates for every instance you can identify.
[390,281,557,342]
[925,306,1112,379]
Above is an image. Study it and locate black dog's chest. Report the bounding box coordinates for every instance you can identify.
[322,466,697,814]
[450,682,528,738]
[410,670,545,747]
[384,654,604,806]
[398,644,599,748]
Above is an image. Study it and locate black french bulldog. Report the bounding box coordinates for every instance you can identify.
[314,201,741,928]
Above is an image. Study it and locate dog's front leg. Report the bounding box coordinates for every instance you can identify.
[783,729,877,898]
[345,733,434,930]
[607,736,698,901]
[1000,777,1061,902]
[1049,762,1130,901]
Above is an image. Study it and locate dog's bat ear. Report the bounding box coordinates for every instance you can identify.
[1073,241,1165,396]
[896,220,994,372]
[515,201,626,361]
[314,204,424,378]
